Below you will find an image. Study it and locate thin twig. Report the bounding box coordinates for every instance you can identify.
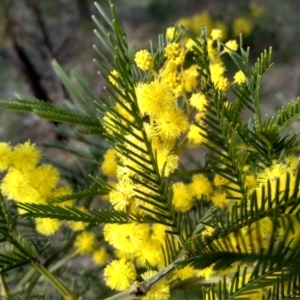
[104,259,180,300]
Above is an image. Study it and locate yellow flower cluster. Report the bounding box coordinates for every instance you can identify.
[103,222,173,293]
[104,259,136,291]
[0,141,77,236]
[251,158,300,210]
[134,50,153,71]
[99,4,269,295]
[177,3,263,40]
[100,17,254,292]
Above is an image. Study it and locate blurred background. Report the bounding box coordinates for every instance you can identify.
[1,0,300,145]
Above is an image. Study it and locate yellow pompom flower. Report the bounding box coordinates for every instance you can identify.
[135,80,175,116]
[1,168,32,202]
[141,270,170,300]
[11,141,41,172]
[211,29,222,41]
[224,40,238,53]
[134,50,153,71]
[109,179,135,211]
[161,69,182,92]
[92,247,109,266]
[187,124,207,144]
[166,27,175,40]
[215,76,229,91]
[210,62,229,91]
[35,218,62,236]
[104,259,136,291]
[189,93,208,111]
[252,162,293,209]
[189,174,213,199]
[257,162,290,189]
[154,109,189,139]
[172,182,194,212]
[233,70,247,85]
[164,43,181,60]
[211,190,228,209]
[214,20,228,41]
[156,149,179,177]
[210,62,225,79]
[136,239,162,267]
[101,148,118,177]
[182,65,198,92]
[233,17,253,37]
[151,224,168,244]
[0,142,12,171]
[104,223,149,253]
[108,70,120,86]
[74,231,96,255]
[30,164,60,198]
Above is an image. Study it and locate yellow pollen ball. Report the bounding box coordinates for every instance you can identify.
[154,109,189,139]
[189,93,208,111]
[0,142,12,171]
[136,80,175,116]
[211,29,223,41]
[172,182,194,212]
[233,17,253,37]
[104,259,136,291]
[156,149,179,177]
[189,174,213,199]
[225,40,238,53]
[104,223,149,253]
[187,124,207,144]
[74,231,96,255]
[134,50,153,71]
[35,218,62,236]
[92,247,109,266]
[166,27,175,40]
[234,70,246,85]
[164,43,181,60]
[101,148,118,177]
[11,141,41,172]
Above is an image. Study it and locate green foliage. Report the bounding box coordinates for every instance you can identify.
[1,1,300,300]
[17,202,145,224]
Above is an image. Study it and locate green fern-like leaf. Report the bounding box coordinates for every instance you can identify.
[266,96,300,128]
[17,203,146,224]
